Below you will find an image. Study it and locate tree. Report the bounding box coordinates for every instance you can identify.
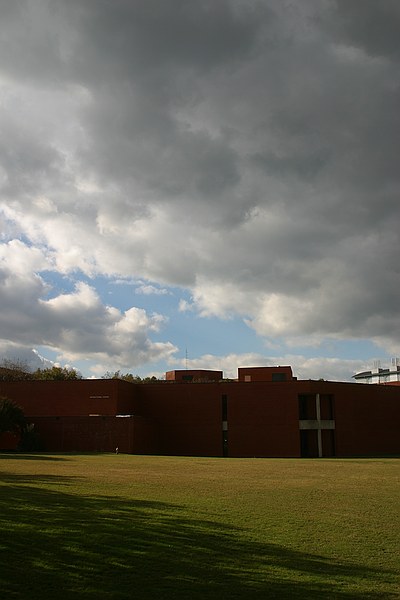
[32,366,82,380]
[0,397,27,436]
[141,376,159,383]
[18,423,43,452]
[102,370,142,382]
[101,371,159,383]
[0,359,31,381]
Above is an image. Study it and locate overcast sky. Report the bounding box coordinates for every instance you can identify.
[1,0,399,380]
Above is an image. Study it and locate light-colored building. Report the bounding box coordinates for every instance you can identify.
[353,359,400,384]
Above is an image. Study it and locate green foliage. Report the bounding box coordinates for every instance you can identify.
[102,370,141,382]
[0,359,30,381]
[102,370,159,383]
[0,397,27,435]
[141,376,159,384]
[17,423,43,452]
[32,366,82,380]
[0,361,81,381]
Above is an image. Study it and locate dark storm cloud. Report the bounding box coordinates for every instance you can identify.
[328,0,400,60]
[1,0,400,361]
[75,0,267,73]
[68,0,264,208]
[0,117,64,197]
[0,0,267,82]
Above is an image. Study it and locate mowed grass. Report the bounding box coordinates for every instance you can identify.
[0,454,399,599]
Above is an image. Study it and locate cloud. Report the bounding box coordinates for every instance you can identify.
[0,242,177,370]
[42,282,177,367]
[0,344,54,372]
[135,284,171,296]
[326,0,400,60]
[1,0,400,366]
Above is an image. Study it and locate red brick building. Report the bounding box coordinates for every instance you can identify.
[1,366,399,457]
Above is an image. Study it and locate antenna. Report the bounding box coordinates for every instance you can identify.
[185,348,188,370]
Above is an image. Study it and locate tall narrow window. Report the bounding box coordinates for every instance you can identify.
[222,395,228,457]
[222,394,228,421]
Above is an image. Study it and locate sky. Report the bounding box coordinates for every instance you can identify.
[1,0,400,381]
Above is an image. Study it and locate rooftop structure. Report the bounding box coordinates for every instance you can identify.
[353,359,400,384]
[165,369,222,382]
[238,365,294,382]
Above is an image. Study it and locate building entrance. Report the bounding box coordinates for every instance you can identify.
[298,394,336,457]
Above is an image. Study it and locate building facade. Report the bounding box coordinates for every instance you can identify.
[1,366,400,458]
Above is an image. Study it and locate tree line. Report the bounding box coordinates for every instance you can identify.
[101,370,159,383]
[0,360,82,381]
[0,360,160,382]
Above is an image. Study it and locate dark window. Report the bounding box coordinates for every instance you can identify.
[272,372,287,381]
[300,430,319,457]
[222,395,228,457]
[222,395,228,421]
[182,375,193,381]
[298,395,317,419]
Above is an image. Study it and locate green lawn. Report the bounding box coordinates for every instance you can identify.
[1,454,399,599]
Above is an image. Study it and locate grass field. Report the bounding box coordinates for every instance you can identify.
[1,454,399,599]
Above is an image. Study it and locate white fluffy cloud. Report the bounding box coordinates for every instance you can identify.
[1,0,400,372]
[0,242,176,372]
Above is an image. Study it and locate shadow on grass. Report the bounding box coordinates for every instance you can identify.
[0,472,397,600]
[0,472,82,486]
[0,452,69,461]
